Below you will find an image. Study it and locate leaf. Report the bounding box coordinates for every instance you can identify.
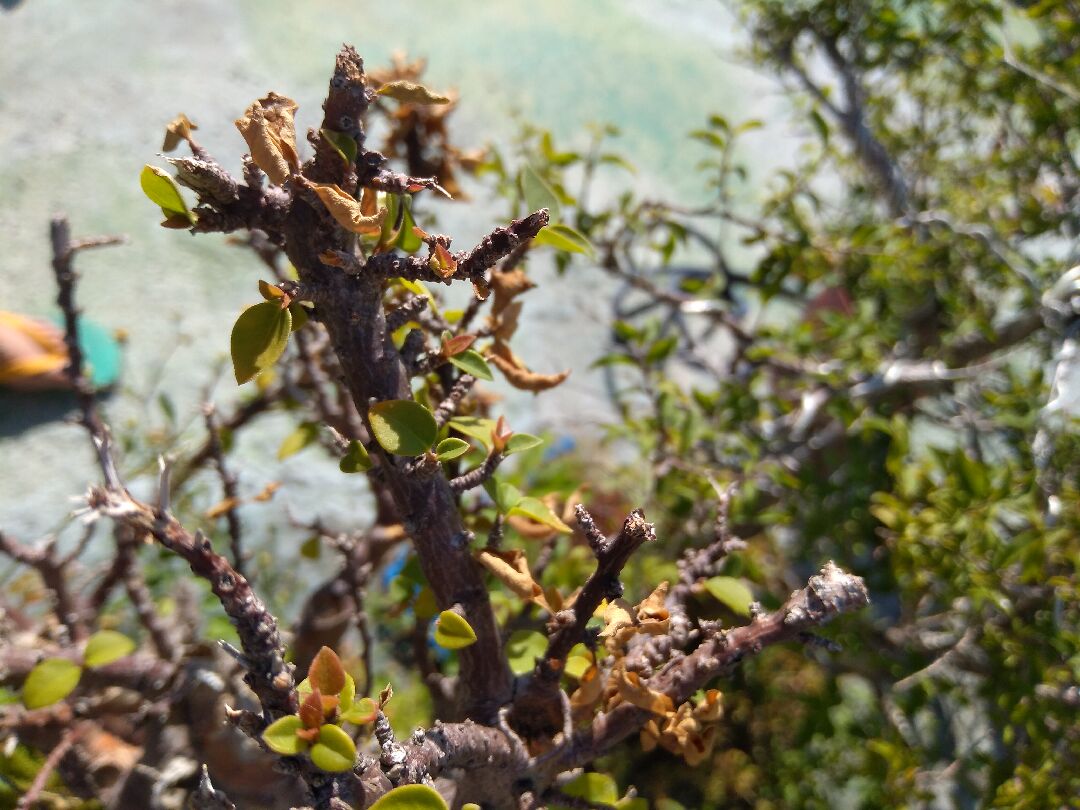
[565,644,593,680]
[704,576,754,616]
[308,647,347,696]
[558,772,618,806]
[289,302,309,331]
[395,199,424,254]
[488,346,570,392]
[22,659,82,710]
[484,479,523,513]
[533,224,594,256]
[435,437,471,461]
[447,416,499,449]
[339,440,373,473]
[504,433,543,456]
[262,714,307,755]
[83,630,135,668]
[300,535,321,559]
[140,165,194,224]
[376,80,451,105]
[368,400,437,456]
[162,113,197,152]
[320,128,358,165]
[341,696,378,725]
[521,164,560,220]
[369,784,449,810]
[235,92,300,186]
[230,301,292,385]
[441,333,475,357]
[434,610,477,650]
[308,181,387,234]
[475,548,548,608]
[505,630,548,675]
[278,422,320,460]
[309,723,357,772]
[508,497,572,534]
[448,349,493,381]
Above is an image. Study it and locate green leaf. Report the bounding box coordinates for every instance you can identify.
[278,422,320,461]
[395,198,424,254]
[289,303,309,331]
[646,335,678,364]
[434,610,477,650]
[22,659,82,709]
[300,535,321,559]
[704,576,754,616]
[310,723,357,772]
[558,772,618,806]
[463,805,481,810]
[506,630,547,676]
[565,644,592,680]
[448,416,499,449]
[262,715,307,755]
[369,784,449,810]
[447,349,494,381]
[376,80,451,105]
[508,497,572,533]
[435,437,471,461]
[140,164,194,223]
[83,630,135,668]
[368,400,437,456]
[320,128,358,165]
[484,479,523,513]
[504,433,543,456]
[341,696,378,725]
[230,301,292,385]
[339,440,373,473]
[533,224,594,256]
[521,164,560,220]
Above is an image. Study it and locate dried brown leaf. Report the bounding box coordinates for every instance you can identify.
[162,113,198,152]
[235,93,301,185]
[307,181,388,234]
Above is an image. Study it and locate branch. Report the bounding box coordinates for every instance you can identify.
[204,404,246,577]
[0,532,85,642]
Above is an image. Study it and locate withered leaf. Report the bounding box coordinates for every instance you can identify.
[617,668,674,716]
[474,548,549,610]
[162,113,198,152]
[635,581,671,636]
[488,347,570,392]
[377,80,451,105]
[307,181,388,234]
[235,93,301,186]
[490,270,535,318]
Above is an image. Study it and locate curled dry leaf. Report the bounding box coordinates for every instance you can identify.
[488,344,570,392]
[570,664,604,717]
[235,92,301,185]
[490,269,535,318]
[635,581,670,636]
[307,181,388,234]
[640,692,723,766]
[162,113,198,152]
[491,301,523,344]
[615,666,674,716]
[474,548,550,611]
[506,514,558,540]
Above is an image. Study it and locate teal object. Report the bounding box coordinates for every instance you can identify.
[51,314,123,390]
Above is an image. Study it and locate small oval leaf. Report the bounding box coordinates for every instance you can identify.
[447,416,498,449]
[508,497,572,533]
[310,723,357,772]
[341,696,378,726]
[83,630,135,668]
[339,440,373,473]
[140,165,193,221]
[231,301,292,385]
[435,437,471,462]
[448,349,494,381]
[22,658,82,710]
[263,714,307,755]
[533,224,594,256]
[369,784,449,810]
[368,400,437,456]
[278,422,320,461]
[521,164,560,221]
[434,610,477,650]
[504,433,543,456]
[308,647,347,696]
[506,630,548,676]
[704,576,754,616]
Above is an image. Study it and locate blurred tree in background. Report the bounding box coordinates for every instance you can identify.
[1,2,1078,809]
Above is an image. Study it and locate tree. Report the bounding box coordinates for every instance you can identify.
[1,2,1078,807]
